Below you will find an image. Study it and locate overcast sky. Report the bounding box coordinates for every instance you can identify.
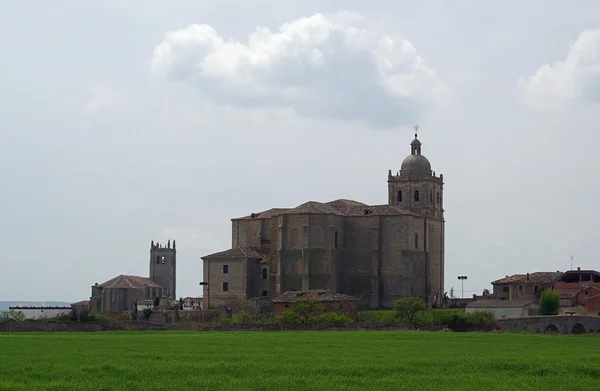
[2,0,599,301]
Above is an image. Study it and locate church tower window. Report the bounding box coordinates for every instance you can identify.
[436,192,440,204]
[397,191,402,202]
[414,234,419,249]
[430,190,433,204]
[414,190,420,202]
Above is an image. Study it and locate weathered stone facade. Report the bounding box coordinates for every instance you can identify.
[202,133,445,309]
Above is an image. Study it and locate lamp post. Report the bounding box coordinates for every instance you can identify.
[457,276,468,300]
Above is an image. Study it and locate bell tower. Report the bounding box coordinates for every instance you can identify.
[387,125,445,305]
[387,125,444,220]
[149,239,177,300]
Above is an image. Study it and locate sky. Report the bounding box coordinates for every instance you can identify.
[1,0,599,301]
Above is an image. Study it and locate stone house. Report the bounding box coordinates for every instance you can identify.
[491,272,562,301]
[584,294,600,313]
[202,131,445,309]
[272,290,358,320]
[89,240,177,313]
[465,300,537,318]
[552,269,600,303]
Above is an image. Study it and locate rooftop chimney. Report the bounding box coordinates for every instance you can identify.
[577,266,581,271]
[526,273,530,281]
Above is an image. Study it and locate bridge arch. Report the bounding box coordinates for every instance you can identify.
[571,323,586,334]
[544,324,559,334]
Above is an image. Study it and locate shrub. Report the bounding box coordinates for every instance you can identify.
[393,297,427,327]
[142,308,153,320]
[292,298,324,323]
[217,317,233,326]
[0,309,26,322]
[443,311,496,332]
[153,297,160,308]
[313,312,353,326]
[232,312,260,325]
[276,309,302,325]
[538,289,560,315]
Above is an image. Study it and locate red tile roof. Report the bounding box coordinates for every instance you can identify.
[201,246,270,260]
[273,290,357,303]
[98,275,162,289]
[491,272,562,285]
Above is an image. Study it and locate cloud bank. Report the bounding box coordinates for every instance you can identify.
[150,12,446,128]
[518,28,600,109]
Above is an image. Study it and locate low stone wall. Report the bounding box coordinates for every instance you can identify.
[1,319,442,333]
[0,320,103,332]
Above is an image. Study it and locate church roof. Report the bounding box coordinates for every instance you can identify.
[325,199,368,214]
[345,204,419,217]
[232,199,417,220]
[285,201,345,216]
[97,275,162,290]
[234,208,292,220]
[201,246,270,260]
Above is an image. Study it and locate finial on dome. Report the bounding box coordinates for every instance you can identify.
[413,124,420,138]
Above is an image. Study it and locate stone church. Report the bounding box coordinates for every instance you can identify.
[201,131,445,309]
[89,240,177,312]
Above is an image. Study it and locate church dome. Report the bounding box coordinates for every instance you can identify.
[399,130,432,178]
[401,154,431,173]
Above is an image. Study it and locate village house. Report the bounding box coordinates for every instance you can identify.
[491,272,562,301]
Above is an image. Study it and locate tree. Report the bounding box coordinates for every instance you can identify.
[393,297,427,327]
[449,287,455,299]
[538,289,560,315]
[0,309,26,322]
[179,297,184,310]
[291,298,324,323]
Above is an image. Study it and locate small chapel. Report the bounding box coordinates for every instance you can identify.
[201,128,445,309]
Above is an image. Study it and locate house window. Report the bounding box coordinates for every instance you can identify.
[519,285,524,292]
[397,191,402,202]
[223,265,229,274]
[414,190,420,202]
[334,231,338,248]
[222,282,229,292]
[262,290,268,297]
[414,234,419,249]
[502,287,509,293]
[284,304,289,309]
[262,268,268,280]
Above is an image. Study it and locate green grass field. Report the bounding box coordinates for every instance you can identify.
[1,331,599,390]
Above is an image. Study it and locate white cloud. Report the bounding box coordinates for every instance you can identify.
[517,28,600,109]
[150,12,446,128]
[83,82,127,114]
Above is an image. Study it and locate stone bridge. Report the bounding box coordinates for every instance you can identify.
[496,315,600,334]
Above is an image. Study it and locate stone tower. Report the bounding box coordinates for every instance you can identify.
[387,127,445,305]
[149,240,176,300]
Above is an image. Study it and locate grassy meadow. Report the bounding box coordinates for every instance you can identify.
[1,331,599,390]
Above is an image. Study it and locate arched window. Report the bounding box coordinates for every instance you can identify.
[414,234,419,249]
[429,190,433,204]
[436,192,440,204]
[397,190,402,203]
[156,255,160,264]
[414,190,420,202]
